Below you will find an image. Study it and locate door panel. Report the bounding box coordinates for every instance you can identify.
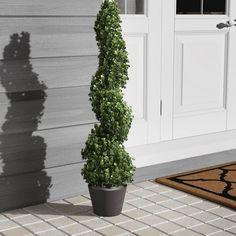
[125,36,145,120]
[174,33,227,115]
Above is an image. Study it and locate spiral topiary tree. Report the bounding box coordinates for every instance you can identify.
[81,0,135,188]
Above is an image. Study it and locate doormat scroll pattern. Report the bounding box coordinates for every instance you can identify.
[156,162,236,209]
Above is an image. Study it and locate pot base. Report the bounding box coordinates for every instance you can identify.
[89,185,126,217]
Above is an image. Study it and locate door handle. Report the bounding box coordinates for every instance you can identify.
[216,20,236,29]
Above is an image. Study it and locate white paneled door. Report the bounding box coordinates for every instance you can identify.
[162,0,236,140]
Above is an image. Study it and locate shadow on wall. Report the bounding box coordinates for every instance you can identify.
[0,32,51,211]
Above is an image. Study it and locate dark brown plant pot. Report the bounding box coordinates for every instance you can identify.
[88,185,127,217]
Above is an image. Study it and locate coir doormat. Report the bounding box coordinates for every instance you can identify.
[156,162,236,209]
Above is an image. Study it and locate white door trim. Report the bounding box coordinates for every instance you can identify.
[160,0,176,141]
[122,0,162,146]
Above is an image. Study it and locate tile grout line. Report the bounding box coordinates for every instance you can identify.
[151,183,236,232]
[1,181,235,236]
[46,182,236,235]
[124,182,225,235]
[44,202,115,234]
[0,213,36,235]
[22,207,71,236]
[122,183,193,235]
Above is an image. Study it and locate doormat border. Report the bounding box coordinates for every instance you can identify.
[156,161,236,210]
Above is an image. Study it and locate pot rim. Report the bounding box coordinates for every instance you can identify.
[89,184,127,191]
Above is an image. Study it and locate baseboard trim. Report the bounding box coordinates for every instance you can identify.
[129,129,236,168]
[133,149,236,183]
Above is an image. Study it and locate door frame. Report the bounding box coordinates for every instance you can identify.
[160,0,176,141]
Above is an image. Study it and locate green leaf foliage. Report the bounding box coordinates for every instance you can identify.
[81,0,135,188]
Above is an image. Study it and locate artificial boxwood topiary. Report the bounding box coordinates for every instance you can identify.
[81,0,135,188]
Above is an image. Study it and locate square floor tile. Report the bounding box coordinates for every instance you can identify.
[60,223,91,235]
[173,216,202,228]
[157,210,185,221]
[25,222,55,234]
[141,204,169,214]
[0,215,8,222]
[96,225,129,236]
[209,207,236,218]
[127,185,142,193]
[124,193,140,202]
[191,211,220,223]
[70,212,97,223]
[81,218,111,230]
[176,195,202,205]
[191,201,220,211]
[24,204,55,214]
[0,220,19,232]
[208,218,236,230]
[102,214,132,225]
[145,194,170,204]
[159,199,185,210]
[76,201,93,209]
[37,229,67,236]
[175,205,202,216]
[162,190,187,200]
[226,214,236,223]
[209,231,235,236]
[171,228,202,236]
[128,198,154,208]
[135,227,166,236]
[121,203,136,212]
[24,204,61,221]
[135,181,159,189]
[131,189,156,198]
[48,216,76,228]
[138,215,167,226]
[64,196,90,205]
[13,215,42,226]
[3,209,28,219]
[80,232,102,236]
[154,221,184,234]
[46,203,87,216]
[148,185,173,194]
[119,220,148,232]
[123,209,151,220]
[191,223,221,235]
[227,226,236,235]
[1,227,32,236]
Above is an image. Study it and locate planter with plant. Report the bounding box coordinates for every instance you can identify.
[81,0,135,217]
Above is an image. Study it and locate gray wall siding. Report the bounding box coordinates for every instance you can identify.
[0,87,96,133]
[0,18,98,59]
[0,0,102,211]
[0,124,94,176]
[0,57,97,93]
[0,0,101,16]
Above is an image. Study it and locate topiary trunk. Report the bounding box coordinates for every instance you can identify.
[81,0,135,188]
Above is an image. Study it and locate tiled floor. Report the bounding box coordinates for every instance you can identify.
[0,180,236,236]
